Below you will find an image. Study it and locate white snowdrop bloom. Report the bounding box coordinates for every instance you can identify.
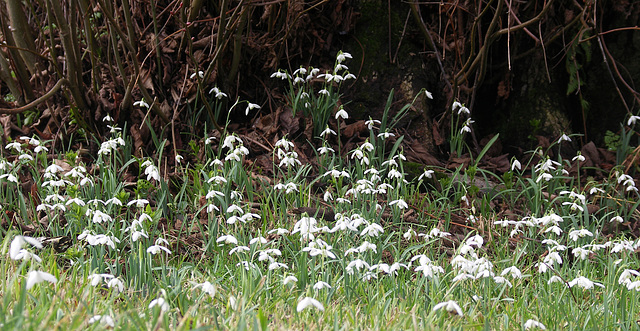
[610,216,624,223]
[418,169,435,181]
[567,276,604,289]
[292,217,319,240]
[335,107,349,120]
[0,173,18,183]
[268,228,289,235]
[403,228,416,240]
[389,199,408,209]
[10,235,42,260]
[91,210,113,224]
[432,300,463,316]
[249,236,268,245]
[357,241,377,253]
[18,154,33,161]
[571,247,591,260]
[229,246,250,255]
[457,106,470,116]
[127,199,149,208]
[149,297,170,312]
[147,244,171,255]
[268,262,289,270]
[493,276,513,287]
[320,127,337,137]
[313,281,332,290]
[26,271,57,289]
[133,99,149,108]
[511,159,522,171]
[544,225,563,236]
[567,228,593,242]
[360,223,384,237]
[216,234,238,245]
[452,273,475,282]
[500,266,523,279]
[87,273,114,287]
[415,263,444,278]
[107,278,124,293]
[336,51,352,63]
[524,319,546,330]
[628,115,640,126]
[618,269,640,285]
[283,275,298,286]
[194,281,216,297]
[466,234,484,248]
[88,315,115,328]
[558,133,571,143]
[547,275,563,284]
[297,297,324,312]
[425,90,433,99]
[346,259,370,275]
[209,87,228,99]
[245,102,261,116]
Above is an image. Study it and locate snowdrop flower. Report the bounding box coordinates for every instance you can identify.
[26,271,57,289]
[610,216,624,223]
[389,199,408,210]
[511,159,522,171]
[558,133,571,143]
[149,296,170,312]
[547,275,563,284]
[147,244,171,255]
[0,174,18,183]
[194,281,216,297]
[336,51,352,63]
[245,102,261,116]
[628,115,640,126]
[572,247,591,260]
[88,273,114,287]
[365,118,381,130]
[283,275,298,286]
[360,222,384,237]
[10,235,43,260]
[425,90,433,99]
[567,228,593,242]
[296,297,324,312]
[268,228,289,235]
[313,281,332,290]
[88,315,115,328]
[190,71,204,79]
[403,228,417,240]
[568,276,604,289]
[432,300,463,316]
[91,210,113,224]
[457,106,470,116]
[209,87,228,99]
[460,119,474,133]
[335,107,349,120]
[524,319,546,330]
[127,199,149,208]
[107,278,124,293]
[418,169,434,181]
[133,99,149,108]
[216,234,238,245]
[619,269,640,285]
[377,131,395,139]
[415,263,444,278]
[270,70,290,80]
[493,276,513,287]
[6,141,22,152]
[320,126,336,137]
[572,153,585,162]
[501,266,523,279]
